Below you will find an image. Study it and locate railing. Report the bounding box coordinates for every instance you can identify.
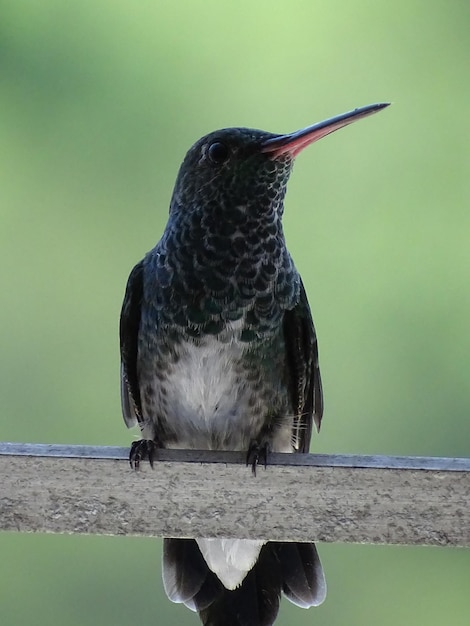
[1,442,468,547]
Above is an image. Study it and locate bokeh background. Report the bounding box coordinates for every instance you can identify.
[1,1,469,624]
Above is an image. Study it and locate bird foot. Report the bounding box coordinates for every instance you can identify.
[129,439,158,470]
[246,441,270,476]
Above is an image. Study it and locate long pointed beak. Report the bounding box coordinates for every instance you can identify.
[260,102,390,157]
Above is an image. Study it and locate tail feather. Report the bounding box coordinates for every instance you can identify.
[277,542,327,608]
[188,569,224,613]
[163,539,325,626]
[199,542,282,626]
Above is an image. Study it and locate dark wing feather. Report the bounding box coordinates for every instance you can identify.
[119,260,144,427]
[283,277,323,453]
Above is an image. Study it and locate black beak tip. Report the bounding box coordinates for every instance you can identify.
[375,102,391,110]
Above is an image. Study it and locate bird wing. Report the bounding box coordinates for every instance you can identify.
[119,260,144,427]
[283,278,323,453]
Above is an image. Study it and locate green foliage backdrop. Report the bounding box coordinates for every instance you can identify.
[1,1,469,624]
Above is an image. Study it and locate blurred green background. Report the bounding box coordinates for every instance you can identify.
[1,0,469,624]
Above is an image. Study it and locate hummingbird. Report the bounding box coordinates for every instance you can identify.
[120,102,389,626]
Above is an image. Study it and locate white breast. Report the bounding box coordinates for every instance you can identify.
[159,335,254,449]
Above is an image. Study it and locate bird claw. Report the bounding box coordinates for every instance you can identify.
[129,439,158,469]
[246,441,269,476]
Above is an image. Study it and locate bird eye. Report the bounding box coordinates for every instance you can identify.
[207,141,229,164]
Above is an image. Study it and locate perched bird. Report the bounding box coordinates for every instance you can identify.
[120,102,389,626]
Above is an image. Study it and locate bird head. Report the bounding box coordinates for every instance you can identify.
[169,103,390,225]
